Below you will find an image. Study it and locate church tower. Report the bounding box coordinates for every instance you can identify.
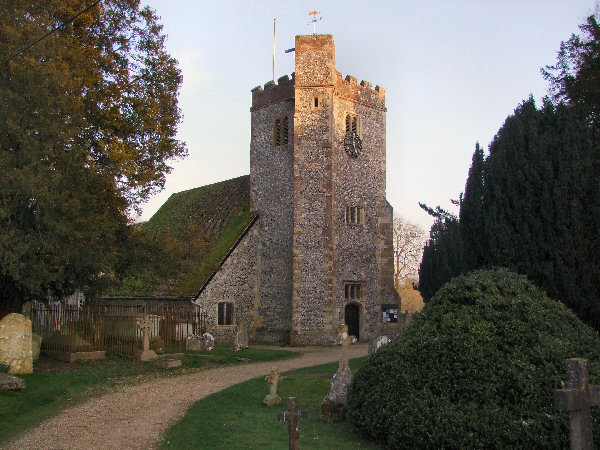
[249,34,396,345]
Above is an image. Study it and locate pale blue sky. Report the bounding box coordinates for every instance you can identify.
[140,0,596,231]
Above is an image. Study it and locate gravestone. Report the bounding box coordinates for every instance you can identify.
[278,397,308,450]
[185,334,202,351]
[375,335,390,351]
[201,332,214,351]
[554,358,600,450]
[263,367,284,406]
[0,313,33,374]
[231,322,248,352]
[137,315,157,361]
[0,373,26,390]
[32,333,42,361]
[321,323,353,422]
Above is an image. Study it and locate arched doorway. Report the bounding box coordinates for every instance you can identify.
[344,303,360,340]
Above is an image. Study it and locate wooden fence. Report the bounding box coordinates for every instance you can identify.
[30,303,206,357]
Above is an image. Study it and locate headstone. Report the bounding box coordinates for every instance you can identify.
[32,333,42,361]
[375,335,390,351]
[321,323,353,422]
[0,373,26,390]
[201,332,214,351]
[554,358,600,450]
[0,313,33,374]
[278,397,308,450]
[185,334,202,351]
[230,322,248,352]
[263,367,284,406]
[137,315,157,361]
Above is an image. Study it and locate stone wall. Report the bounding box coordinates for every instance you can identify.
[332,72,389,343]
[250,82,295,343]
[194,222,259,343]
[290,35,337,345]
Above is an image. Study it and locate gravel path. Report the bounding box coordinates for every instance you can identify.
[6,344,368,450]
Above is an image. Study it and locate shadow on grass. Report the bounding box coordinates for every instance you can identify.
[159,357,379,449]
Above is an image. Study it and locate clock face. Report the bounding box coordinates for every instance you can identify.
[344,132,362,158]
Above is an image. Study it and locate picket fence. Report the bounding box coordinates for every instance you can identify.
[30,303,206,357]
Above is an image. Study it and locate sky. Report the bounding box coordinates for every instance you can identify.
[139,0,596,232]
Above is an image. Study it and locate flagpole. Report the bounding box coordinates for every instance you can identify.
[272,18,276,82]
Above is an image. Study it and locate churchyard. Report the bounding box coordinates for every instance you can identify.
[0,344,295,445]
[159,358,377,449]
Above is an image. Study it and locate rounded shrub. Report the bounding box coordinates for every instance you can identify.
[348,268,600,449]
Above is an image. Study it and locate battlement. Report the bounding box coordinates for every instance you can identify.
[251,73,295,111]
[336,72,386,110]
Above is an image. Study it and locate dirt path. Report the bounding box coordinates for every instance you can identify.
[6,344,368,450]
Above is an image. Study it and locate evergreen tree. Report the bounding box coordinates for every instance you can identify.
[0,1,186,314]
[543,13,600,133]
[418,204,464,302]
[482,98,598,326]
[460,142,486,269]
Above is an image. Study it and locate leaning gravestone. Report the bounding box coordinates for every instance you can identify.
[375,335,390,351]
[0,313,33,374]
[185,334,202,351]
[321,323,353,422]
[0,373,26,390]
[201,333,214,351]
[263,368,284,406]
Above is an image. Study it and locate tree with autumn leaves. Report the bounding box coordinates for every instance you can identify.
[0,0,186,314]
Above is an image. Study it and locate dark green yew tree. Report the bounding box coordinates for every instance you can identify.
[459,142,486,269]
[418,205,464,302]
[0,0,186,314]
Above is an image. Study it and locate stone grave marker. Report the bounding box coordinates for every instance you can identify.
[185,334,202,351]
[321,323,353,422]
[230,322,248,352]
[0,373,26,390]
[137,315,157,361]
[0,313,33,374]
[375,335,390,351]
[278,397,308,450]
[201,332,214,351]
[554,358,600,450]
[263,367,284,406]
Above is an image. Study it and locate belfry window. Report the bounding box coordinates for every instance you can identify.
[345,114,358,135]
[273,119,281,146]
[282,117,289,144]
[273,116,289,146]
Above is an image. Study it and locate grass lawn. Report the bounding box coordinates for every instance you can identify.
[0,346,295,445]
[159,357,379,449]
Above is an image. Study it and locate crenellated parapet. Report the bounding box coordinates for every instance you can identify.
[251,73,295,111]
[335,71,386,111]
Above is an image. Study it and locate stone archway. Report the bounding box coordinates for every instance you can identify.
[344,303,361,341]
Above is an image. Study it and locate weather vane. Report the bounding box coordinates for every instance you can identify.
[307,10,322,34]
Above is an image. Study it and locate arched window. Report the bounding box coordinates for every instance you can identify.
[273,119,281,146]
[282,117,289,144]
[346,114,358,135]
[274,116,290,146]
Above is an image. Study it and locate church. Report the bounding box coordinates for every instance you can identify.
[193,34,399,346]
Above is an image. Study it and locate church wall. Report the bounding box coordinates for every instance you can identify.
[332,74,389,342]
[250,88,295,343]
[193,223,259,344]
[290,35,338,345]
